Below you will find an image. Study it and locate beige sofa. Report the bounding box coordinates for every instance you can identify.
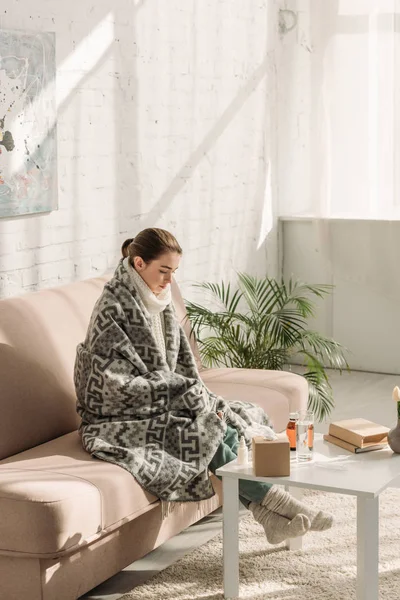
[0,275,308,600]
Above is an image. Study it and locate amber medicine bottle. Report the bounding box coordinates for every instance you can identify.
[286,412,298,451]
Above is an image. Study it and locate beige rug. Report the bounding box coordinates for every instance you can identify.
[121,488,400,600]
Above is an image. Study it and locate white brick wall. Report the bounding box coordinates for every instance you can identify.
[0,0,281,301]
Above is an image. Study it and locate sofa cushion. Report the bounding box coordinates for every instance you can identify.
[0,276,110,460]
[0,432,157,556]
[201,367,308,432]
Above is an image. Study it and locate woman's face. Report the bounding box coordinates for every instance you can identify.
[133,251,181,295]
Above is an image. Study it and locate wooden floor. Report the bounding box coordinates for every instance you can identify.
[81,369,399,599]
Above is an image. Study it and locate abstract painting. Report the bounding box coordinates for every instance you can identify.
[0,29,57,217]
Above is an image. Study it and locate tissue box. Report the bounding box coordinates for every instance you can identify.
[252,436,290,477]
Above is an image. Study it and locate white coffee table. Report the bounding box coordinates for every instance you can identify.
[216,435,400,600]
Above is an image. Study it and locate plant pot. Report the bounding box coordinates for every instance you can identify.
[388,419,400,454]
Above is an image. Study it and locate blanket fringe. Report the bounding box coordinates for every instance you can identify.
[161,500,202,520]
[161,500,178,520]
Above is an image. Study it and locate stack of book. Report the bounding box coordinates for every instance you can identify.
[323,418,390,453]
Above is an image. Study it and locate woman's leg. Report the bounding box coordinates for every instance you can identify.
[209,425,272,507]
[261,486,333,531]
[209,426,310,543]
[249,503,310,544]
[209,426,332,534]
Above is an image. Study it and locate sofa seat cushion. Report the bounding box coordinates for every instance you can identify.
[201,367,308,432]
[0,431,157,556]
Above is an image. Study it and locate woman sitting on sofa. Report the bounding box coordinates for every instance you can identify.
[74,227,333,545]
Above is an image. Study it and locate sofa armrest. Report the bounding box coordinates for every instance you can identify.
[201,367,308,433]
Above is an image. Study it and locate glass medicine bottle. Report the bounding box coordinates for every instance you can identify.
[286,412,298,451]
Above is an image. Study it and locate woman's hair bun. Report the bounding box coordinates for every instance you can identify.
[121,238,134,258]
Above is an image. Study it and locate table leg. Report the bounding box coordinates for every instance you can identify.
[285,486,304,551]
[357,495,379,600]
[222,476,239,599]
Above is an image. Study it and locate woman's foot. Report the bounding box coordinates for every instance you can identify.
[249,502,311,545]
[261,485,333,531]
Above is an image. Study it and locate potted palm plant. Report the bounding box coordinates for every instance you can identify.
[185,273,348,421]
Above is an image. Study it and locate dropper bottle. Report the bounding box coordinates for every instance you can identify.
[237,436,249,465]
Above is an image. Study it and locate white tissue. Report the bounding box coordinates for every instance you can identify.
[313,456,352,470]
[246,423,277,441]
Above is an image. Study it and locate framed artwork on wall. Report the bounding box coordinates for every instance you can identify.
[0,29,57,218]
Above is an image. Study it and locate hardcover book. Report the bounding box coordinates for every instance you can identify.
[323,433,388,454]
[328,418,389,448]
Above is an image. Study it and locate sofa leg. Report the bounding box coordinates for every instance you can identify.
[0,555,42,600]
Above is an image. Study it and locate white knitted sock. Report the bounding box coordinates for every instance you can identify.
[261,485,333,532]
[249,502,311,545]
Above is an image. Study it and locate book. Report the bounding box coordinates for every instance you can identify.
[328,418,389,448]
[323,433,388,454]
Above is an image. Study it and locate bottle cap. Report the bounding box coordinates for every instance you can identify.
[289,412,299,420]
[239,435,246,446]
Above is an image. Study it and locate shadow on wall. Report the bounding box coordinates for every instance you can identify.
[115,2,280,286]
[244,2,283,281]
[135,56,270,233]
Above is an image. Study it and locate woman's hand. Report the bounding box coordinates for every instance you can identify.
[217,411,224,420]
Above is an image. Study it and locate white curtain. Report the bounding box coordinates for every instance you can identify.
[277,0,400,220]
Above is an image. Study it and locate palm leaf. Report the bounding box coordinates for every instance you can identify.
[199,330,249,369]
[199,336,236,368]
[185,303,232,335]
[260,348,289,371]
[287,279,334,299]
[299,331,349,371]
[192,281,243,313]
[238,273,284,316]
[304,370,334,422]
[260,309,306,347]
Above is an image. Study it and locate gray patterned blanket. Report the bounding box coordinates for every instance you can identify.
[74,260,273,502]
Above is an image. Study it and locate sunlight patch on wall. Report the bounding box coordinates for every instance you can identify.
[257,160,273,250]
[8,13,114,180]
